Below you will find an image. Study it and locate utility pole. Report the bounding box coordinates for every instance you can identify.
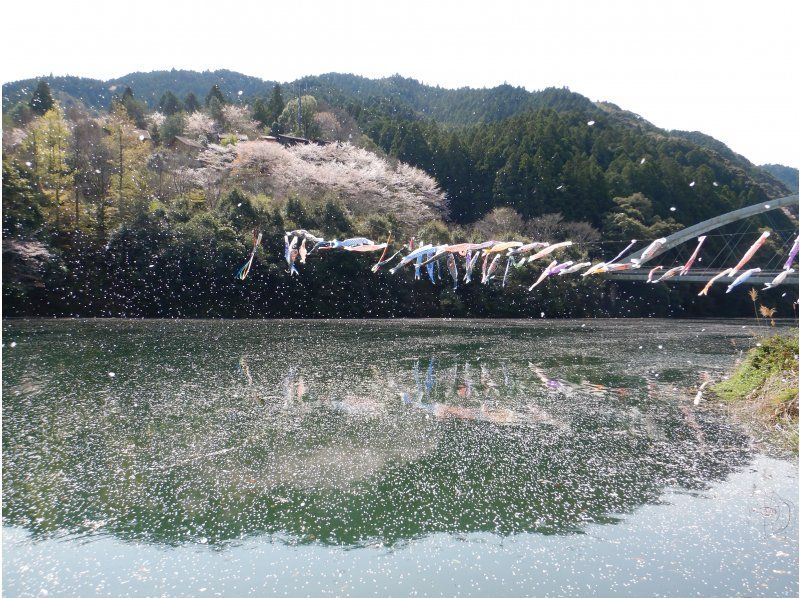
[297,94,302,137]
[118,127,123,204]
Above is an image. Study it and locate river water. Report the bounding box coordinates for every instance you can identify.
[2,319,797,595]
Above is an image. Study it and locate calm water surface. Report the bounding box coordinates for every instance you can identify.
[2,319,797,595]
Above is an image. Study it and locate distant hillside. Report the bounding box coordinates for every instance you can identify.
[5,70,788,188]
[3,68,792,222]
[284,73,597,125]
[760,164,799,193]
[2,75,111,110]
[662,131,792,200]
[670,130,745,162]
[3,71,594,124]
[2,70,277,110]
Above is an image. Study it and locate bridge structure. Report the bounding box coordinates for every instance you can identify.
[604,194,799,286]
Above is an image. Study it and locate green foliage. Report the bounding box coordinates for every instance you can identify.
[184,92,201,113]
[267,84,285,124]
[417,220,452,244]
[160,113,186,144]
[359,213,398,241]
[116,87,148,128]
[278,95,320,139]
[148,122,161,146]
[205,84,227,107]
[252,98,270,128]
[320,200,352,237]
[216,188,259,230]
[208,96,224,124]
[253,86,285,129]
[29,80,54,115]
[714,332,799,402]
[253,85,286,133]
[760,164,799,193]
[295,74,595,125]
[284,196,319,230]
[602,193,682,240]
[159,91,183,116]
[8,101,34,126]
[713,331,798,452]
[2,158,47,237]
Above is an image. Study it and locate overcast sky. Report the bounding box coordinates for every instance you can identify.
[2,0,797,167]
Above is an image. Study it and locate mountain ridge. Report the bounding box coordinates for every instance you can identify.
[5,69,795,181]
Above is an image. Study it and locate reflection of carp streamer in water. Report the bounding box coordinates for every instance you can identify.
[400,392,566,428]
[528,363,623,399]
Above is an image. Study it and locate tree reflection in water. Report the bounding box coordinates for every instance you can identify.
[2,319,752,547]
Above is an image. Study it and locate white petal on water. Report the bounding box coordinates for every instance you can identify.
[689,181,695,187]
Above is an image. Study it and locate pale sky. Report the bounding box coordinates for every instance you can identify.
[2,0,797,166]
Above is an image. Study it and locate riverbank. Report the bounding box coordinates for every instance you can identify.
[713,330,799,454]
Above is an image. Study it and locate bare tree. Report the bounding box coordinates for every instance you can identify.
[473,207,525,239]
[525,212,565,241]
[69,119,112,232]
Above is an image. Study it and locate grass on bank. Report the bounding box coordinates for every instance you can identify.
[713,330,799,452]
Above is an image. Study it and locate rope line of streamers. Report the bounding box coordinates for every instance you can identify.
[236,224,799,296]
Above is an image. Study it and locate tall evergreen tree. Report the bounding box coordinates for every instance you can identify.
[118,87,147,128]
[184,92,200,113]
[205,85,226,108]
[29,80,54,115]
[208,97,225,125]
[267,85,285,124]
[252,98,271,128]
[159,91,183,116]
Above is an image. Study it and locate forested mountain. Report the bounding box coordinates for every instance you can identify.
[3,71,592,121]
[2,70,278,112]
[760,164,799,193]
[2,70,796,318]
[5,70,792,203]
[282,73,597,124]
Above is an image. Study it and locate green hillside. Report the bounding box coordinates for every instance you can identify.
[760,164,799,193]
[2,71,796,318]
